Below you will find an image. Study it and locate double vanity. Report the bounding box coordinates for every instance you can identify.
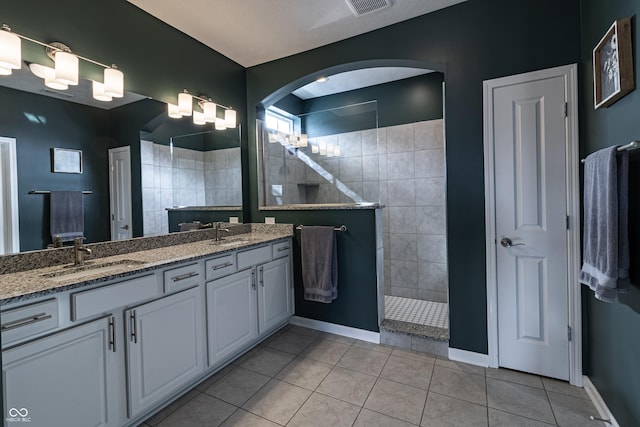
[0,224,294,427]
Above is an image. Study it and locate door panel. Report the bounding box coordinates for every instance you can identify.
[492,75,569,380]
[109,147,132,240]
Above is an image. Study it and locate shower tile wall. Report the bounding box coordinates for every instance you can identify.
[140,141,241,236]
[261,119,447,302]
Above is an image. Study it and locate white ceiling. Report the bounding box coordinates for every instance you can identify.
[127,0,466,68]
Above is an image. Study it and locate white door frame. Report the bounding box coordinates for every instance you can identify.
[483,64,582,386]
[109,146,133,240]
[0,137,20,254]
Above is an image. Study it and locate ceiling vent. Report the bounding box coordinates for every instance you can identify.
[345,0,392,16]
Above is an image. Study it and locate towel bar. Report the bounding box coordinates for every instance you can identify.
[580,141,639,163]
[296,225,347,232]
[29,190,93,195]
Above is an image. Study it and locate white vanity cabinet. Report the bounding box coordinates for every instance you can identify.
[125,286,204,419]
[206,239,293,367]
[2,315,119,427]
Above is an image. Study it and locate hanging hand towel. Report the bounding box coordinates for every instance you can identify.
[301,226,338,303]
[579,146,630,302]
[50,191,85,243]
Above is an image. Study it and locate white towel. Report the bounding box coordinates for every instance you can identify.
[579,146,630,302]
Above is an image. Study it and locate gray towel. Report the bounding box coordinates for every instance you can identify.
[301,226,338,303]
[579,146,630,302]
[50,191,84,243]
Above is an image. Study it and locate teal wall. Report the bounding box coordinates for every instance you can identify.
[0,86,111,251]
[580,1,640,425]
[247,0,581,353]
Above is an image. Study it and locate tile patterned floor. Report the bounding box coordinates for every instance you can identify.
[140,325,604,427]
[385,296,449,330]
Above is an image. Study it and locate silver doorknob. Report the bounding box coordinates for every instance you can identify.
[500,237,524,248]
[120,224,129,230]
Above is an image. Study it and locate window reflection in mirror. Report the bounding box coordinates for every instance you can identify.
[258,101,379,207]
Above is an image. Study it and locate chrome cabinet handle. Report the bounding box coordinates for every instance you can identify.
[259,266,264,287]
[1,313,52,331]
[251,270,256,290]
[277,246,289,252]
[212,262,233,270]
[172,272,199,282]
[500,237,525,248]
[109,316,116,352]
[130,310,137,343]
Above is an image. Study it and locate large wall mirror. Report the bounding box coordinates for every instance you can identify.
[0,64,242,254]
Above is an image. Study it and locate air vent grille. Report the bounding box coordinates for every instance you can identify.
[345,0,392,16]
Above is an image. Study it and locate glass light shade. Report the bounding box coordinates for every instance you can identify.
[333,144,341,157]
[44,66,68,90]
[299,134,308,148]
[0,66,11,76]
[92,81,112,101]
[28,63,47,78]
[167,103,181,118]
[203,102,217,122]
[104,67,124,98]
[215,117,226,130]
[311,144,319,154]
[326,143,334,157]
[224,109,237,128]
[193,111,206,125]
[178,92,192,116]
[0,30,21,70]
[54,51,78,85]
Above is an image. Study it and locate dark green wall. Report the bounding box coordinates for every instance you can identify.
[0,86,111,251]
[247,0,581,353]
[580,1,640,425]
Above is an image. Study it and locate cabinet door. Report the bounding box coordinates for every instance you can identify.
[126,287,204,418]
[3,316,118,427]
[258,256,292,334]
[206,269,257,366]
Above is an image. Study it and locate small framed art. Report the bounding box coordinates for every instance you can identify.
[51,148,83,174]
[593,17,634,109]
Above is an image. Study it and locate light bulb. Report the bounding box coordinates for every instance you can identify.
[54,51,78,85]
[0,30,21,71]
[92,81,112,101]
[104,67,124,98]
[224,109,237,128]
[167,103,181,118]
[178,92,192,116]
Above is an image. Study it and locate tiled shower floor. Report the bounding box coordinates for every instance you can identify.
[384,296,449,330]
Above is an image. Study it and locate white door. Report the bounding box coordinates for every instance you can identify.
[0,137,19,254]
[485,67,578,380]
[109,147,132,240]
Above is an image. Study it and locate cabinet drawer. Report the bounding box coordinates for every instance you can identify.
[164,263,203,293]
[1,299,59,346]
[237,245,271,270]
[272,240,291,259]
[71,274,158,321]
[205,254,236,281]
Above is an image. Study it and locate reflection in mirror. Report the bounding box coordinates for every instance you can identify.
[139,116,241,236]
[258,101,379,206]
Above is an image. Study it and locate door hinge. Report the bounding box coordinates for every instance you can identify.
[568,325,572,342]
[566,215,570,230]
[564,102,568,118]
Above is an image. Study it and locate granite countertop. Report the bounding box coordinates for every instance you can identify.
[0,230,292,306]
[166,206,243,211]
[260,202,383,211]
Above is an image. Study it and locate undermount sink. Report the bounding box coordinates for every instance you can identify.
[213,237,251,247]
[42,259,145,281]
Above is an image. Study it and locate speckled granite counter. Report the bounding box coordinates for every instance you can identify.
[260,203,383,210]
[0,224,293,306]
[166,206,242,211]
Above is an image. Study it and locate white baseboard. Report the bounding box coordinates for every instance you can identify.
[289,316,380,343]
[448,348,490,367]
[583,376,619,427]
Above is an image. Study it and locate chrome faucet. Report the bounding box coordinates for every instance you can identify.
[73,237,92,265]
[214,222,230,242]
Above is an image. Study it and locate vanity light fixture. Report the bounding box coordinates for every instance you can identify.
[0,24,125,100]
[168,89,237,130]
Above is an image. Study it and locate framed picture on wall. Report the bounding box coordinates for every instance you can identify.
[51,148,83,173]
[593,17,634,109]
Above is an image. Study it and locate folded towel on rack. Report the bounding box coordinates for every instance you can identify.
[579,146,630,302]
[50,191,84,243]
[301,226,338,303]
